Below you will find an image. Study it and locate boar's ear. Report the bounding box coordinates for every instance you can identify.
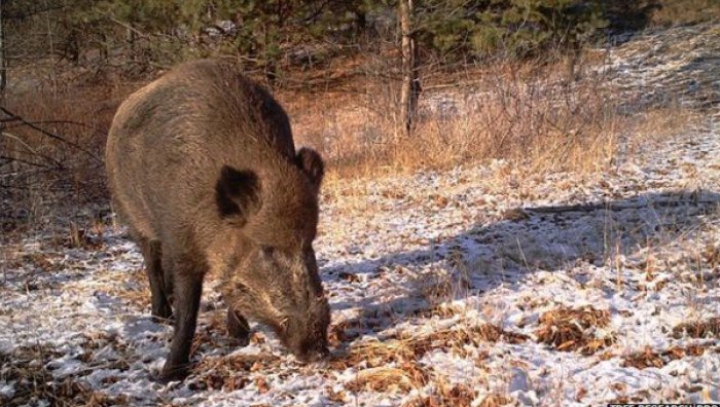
[296,147,324,187]
[215,166,261,225]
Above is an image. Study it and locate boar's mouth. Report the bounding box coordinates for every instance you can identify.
[295,344,330,364]
[284,332,330,364]
[276,300,331,364]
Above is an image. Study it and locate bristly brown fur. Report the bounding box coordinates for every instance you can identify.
[106,58,330,383]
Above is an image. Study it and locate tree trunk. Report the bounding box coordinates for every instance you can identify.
[0,0,7,103]
[398,0,420,138]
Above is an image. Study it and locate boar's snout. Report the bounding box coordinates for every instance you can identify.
[294,341,330,364]
[283,296,331,364]
[223,243,332,364]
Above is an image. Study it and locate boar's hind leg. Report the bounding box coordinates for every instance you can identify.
[138,237,172,322]
[227,308,251,346]
[157,254,205,383]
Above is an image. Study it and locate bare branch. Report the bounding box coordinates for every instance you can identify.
[0,130,65,169]
[0,155,51,169]
[0,106,102,164]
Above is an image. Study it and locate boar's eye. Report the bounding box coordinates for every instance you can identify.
[260,245,275,257]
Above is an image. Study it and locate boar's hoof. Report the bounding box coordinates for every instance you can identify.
[227,308,251,346]
[153,364,192,384]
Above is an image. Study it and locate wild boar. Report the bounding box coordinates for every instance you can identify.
[105,58,330,382]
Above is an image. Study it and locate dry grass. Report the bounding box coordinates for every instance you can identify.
[1,74,137,231]
[330,340,430,393]
[0,345,129,407]
[285,54,695,183]
[622,344,707,369]
[650,0,720,27]
[189,353,278,392]
[672,317,720,339]
[402,383,478,407]
[345,365,428,393]
[535,306,616,355]
[326,321,527,403]
[108,266,152,310]
[330,322,527,365]
[2,42,697,233]
[476,393,515,407]
[620,108,701,161]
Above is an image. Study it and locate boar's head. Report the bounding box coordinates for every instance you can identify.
[216,147,330,363]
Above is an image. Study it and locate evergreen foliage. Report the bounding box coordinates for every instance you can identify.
[1,0,711,79]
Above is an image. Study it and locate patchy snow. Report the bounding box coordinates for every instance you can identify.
[2,26,720,407]
[2,120,718,406]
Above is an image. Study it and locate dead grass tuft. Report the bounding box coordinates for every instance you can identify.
[535,306,615,355]
[672,317,720,339]
[333,333,430,394]
[622,345,707,369]
[417,324,529,351]
[331,338,418,370]
[189,353,279,392]
[622,347,665,369]
[331,323,527,373]
[330,322,527,396]
[402,383,477,407]
[345,365,428,393]
[476,393,514,407]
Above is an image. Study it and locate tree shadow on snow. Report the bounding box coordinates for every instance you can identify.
[324,189,720,337]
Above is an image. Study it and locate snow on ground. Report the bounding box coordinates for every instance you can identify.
[2,26,720,407]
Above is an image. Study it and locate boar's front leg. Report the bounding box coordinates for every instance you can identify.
[138,237,172,322]
[156,253,205,383]
[227,307,251,346]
